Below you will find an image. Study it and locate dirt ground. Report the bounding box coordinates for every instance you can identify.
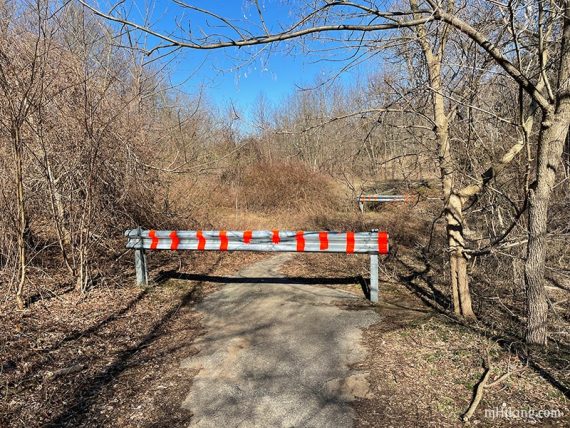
[0,252,266,427]
[283,253,570,427]
[1,231,568,427]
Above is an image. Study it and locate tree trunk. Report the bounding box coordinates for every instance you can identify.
[410,0,476,318]
[446,193,475,318]
[431,64,475,319]
[524,3,570,345]
[564,133,570,178]
[525,188,549,345]
[525,114,570,344]
[12,125,26,310]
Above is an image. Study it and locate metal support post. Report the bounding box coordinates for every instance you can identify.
[134,227,148,286]
[370,252,379,303]
[135,249,148,286]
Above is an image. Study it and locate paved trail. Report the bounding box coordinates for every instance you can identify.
[181,254,379,427]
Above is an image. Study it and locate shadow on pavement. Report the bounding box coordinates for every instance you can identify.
[156,270,371,298]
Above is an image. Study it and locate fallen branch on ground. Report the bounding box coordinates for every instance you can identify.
[462,355,527,422]
[44,364,85,380]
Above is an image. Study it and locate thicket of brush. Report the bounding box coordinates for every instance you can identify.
[1,2,568,355]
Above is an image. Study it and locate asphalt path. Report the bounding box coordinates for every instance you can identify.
[181,254,379,427]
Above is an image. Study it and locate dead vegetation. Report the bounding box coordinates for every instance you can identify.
[0,252,266,427]
[1,0,570,426]
[281,201,569,425]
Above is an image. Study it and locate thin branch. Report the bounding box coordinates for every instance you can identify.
[425,0,553,111]
[78,1,432,51]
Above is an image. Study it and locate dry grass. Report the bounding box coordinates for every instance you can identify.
[168,161,344,231]
[279,200,570,426]
[356,312,569,427]
[0,251,268,427]
[281,252,569,426]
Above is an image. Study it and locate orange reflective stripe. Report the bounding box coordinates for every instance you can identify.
[220,230,228,251]
[378,231,389,254]
[296,231,305,252]
[149,229,158,250]
[243,230,252,244]
[197,230,206,250]
[169,231,179,250]
[346,232,355,253]
[272,230,280,244]
[319,231,328,250]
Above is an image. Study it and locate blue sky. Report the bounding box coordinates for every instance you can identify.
[169,45,371,122]
[129,0,376,129]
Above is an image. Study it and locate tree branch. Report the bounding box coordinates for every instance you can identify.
[425,0,552,111]
[78,0,433,52]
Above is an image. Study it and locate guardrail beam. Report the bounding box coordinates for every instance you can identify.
[125,229,389,303]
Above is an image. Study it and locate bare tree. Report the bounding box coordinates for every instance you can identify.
[77,0,570,344]
[424,0,570,346]
[0,1,52,309]
[0,0,208,304]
